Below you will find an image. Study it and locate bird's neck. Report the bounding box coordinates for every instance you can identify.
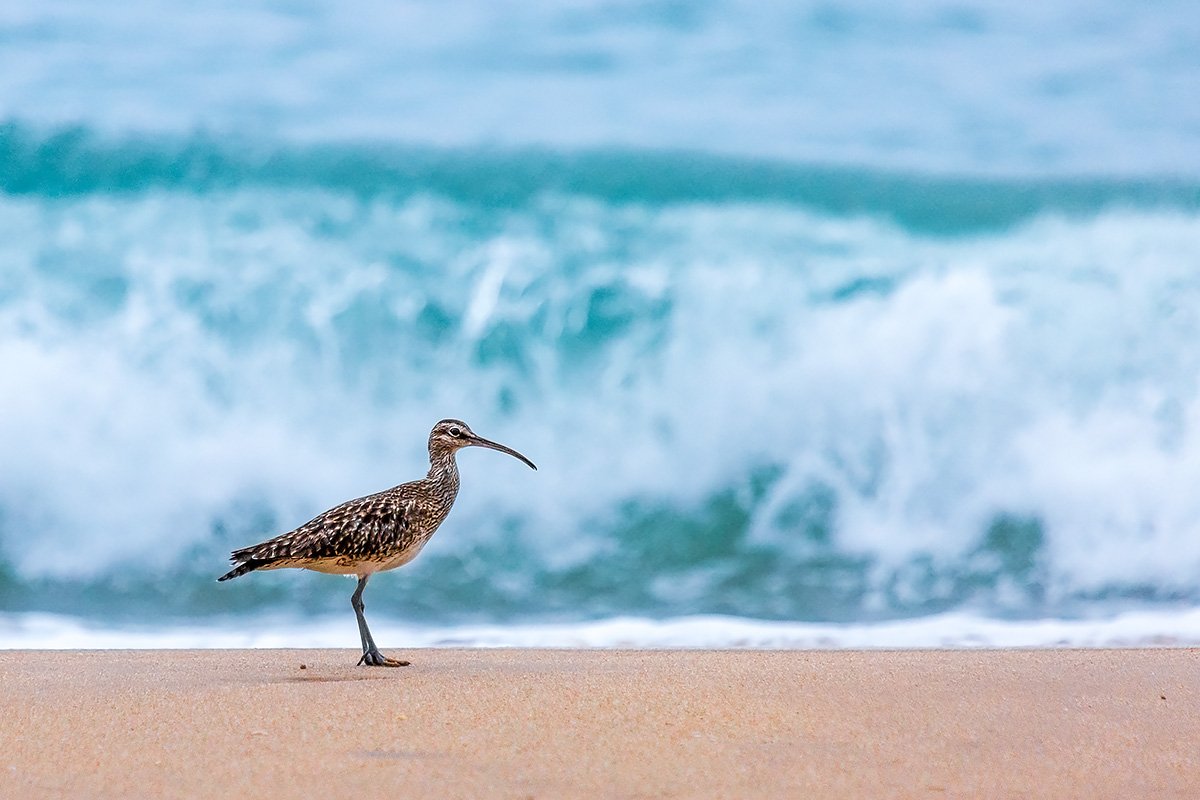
[426,448,461,495]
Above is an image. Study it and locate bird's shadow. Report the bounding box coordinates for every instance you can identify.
[275,671,396,683]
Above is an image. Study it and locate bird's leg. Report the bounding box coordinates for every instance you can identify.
[350,575,410,667]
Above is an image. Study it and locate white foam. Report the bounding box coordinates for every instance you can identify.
[3,609,1200,650]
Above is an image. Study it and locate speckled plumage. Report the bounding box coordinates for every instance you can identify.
[218,418,536,666]
[220,455,458,578]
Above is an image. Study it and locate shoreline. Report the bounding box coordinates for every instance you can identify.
[3,648,1198,798]
[5,607,1200,649]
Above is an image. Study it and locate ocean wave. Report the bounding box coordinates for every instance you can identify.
[3,2,1198,174]
[2,124,1198,232]
[1,144,1200,624]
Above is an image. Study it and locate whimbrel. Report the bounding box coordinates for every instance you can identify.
[217,419,536,666]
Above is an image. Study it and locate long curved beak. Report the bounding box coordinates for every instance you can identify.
[468,434,537,470]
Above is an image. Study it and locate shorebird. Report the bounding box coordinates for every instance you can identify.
[218,419,536,666]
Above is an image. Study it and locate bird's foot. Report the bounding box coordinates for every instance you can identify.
[358,648,411,668]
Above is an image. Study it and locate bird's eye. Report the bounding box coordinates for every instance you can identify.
[449,427,463,438]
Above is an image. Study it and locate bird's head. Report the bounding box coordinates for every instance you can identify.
[428,419,537,470]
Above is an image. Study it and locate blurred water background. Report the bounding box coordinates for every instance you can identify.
[2,0,1200,647]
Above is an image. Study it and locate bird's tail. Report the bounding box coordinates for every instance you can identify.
[217,559,268,582]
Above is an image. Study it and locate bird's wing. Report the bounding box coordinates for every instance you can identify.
[231,490,416,564]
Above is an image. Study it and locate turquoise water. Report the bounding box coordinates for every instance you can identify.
[1,1,1199,645]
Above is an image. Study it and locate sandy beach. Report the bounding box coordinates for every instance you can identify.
[1,648,1196,799]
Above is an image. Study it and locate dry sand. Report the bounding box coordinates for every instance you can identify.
[1,648,1197,799]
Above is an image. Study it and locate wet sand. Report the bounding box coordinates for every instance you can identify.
[1,648,1197,799]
